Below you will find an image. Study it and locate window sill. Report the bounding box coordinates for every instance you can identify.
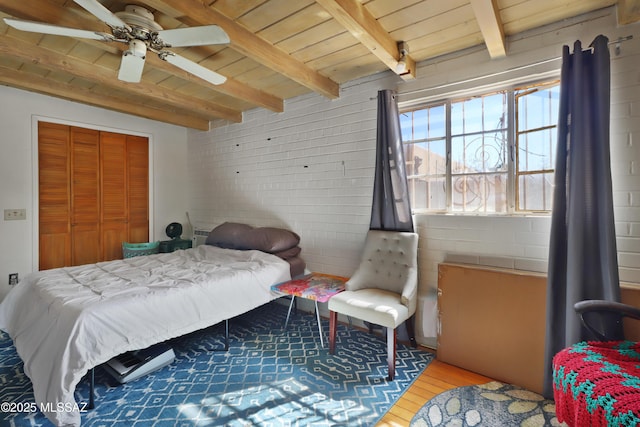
[412,211,551,218]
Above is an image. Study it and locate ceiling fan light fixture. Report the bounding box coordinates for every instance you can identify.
[126,39,147,59]
[118,39,146,82]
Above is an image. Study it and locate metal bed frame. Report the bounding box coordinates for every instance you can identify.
[86,319,229,409]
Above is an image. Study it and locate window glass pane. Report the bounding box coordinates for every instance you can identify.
[549,87,560,125]
[483,93,507,130]
[405,140,447,176]
[408,176,446,211]
[451,173,507,213]
[427,140,447,175]
[451,101,463,136]
[404,143,417,174]
[405,143,422,176]
[400,112,413,141]
[518,92,539,130]
[451,132,506,174]
[400,106,446,143]
[451,136,467,174]
[518,129,557,171]
[464,97,483,134]
[515,82,559,212]
[518,173,554,211]
[412,109,428,140]
[428,105,446,139]
[518,86,560,131]
[452,97,483,135]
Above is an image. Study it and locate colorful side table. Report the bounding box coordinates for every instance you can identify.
[271,273,348,347]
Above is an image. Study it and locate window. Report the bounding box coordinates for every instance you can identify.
[515,85,559,211]
[400,81,559,214]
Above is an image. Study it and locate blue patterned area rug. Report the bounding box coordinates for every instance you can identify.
[0,301,432,426]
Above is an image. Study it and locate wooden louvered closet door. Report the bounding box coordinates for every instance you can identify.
[100,132,128,261]
[127,135,150,244]
[38,122,72,270]
[38,122,149,269]
[71,127,101,266]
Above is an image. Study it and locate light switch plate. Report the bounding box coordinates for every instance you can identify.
[4,209,26,220]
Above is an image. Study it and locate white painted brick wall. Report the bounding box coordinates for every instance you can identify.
[187,7,640,346]
[611,19,640,284]
[188,72,397,277]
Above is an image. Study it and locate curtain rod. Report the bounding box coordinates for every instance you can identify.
[608,34,633,54]
[397,35,633,99]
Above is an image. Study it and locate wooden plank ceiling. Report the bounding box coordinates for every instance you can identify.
[0,0,633,130]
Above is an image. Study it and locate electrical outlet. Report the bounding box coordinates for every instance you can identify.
[4,209,26,221]
[9,273,18,286]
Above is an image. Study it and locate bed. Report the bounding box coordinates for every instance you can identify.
[0,222,304,427]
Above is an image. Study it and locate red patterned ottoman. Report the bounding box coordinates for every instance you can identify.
[553,340,640,426]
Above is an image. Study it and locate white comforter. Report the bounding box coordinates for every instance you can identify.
[0,245,290,426]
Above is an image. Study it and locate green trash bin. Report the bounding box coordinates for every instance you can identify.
[122,241,160,258]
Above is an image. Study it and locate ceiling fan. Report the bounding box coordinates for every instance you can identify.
[3,0,229,85]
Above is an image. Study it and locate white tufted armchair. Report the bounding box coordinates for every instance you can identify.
[328,229,419,380]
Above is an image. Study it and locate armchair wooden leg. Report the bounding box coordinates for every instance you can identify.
[387,327,396,380]
[405,315,417,348]
[329,310,337,354]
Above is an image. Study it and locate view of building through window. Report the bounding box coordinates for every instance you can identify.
[400,81,559,214]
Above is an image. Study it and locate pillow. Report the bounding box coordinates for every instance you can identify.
[205,222,253,249]
[272,246,301,260]
[206,222,300,253]
[287,256,306,278]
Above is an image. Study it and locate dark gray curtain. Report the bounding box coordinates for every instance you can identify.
[370,89,414,232]
[542,35,622,398]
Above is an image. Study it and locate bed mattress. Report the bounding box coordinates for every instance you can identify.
[0,245,290,426]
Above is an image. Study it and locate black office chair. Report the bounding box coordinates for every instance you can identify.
[574,299,640,341]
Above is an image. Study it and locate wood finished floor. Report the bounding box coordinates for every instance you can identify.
[376,351,494,427]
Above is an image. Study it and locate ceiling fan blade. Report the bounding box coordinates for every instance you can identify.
[4,18,114,41]
[161,52,227,85]
[156,25,230,47]
[118,52,145,83]
[73,0,129,30]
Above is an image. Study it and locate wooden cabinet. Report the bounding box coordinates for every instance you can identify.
[38,122,149,269]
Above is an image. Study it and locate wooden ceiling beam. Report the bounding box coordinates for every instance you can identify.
[146,0,340,99]
[617,0,640,25]
[0,35,242,122]
[315,0,416,80]
[0,66,211,130]
[470,0,507,58]
[0,0,284,113]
